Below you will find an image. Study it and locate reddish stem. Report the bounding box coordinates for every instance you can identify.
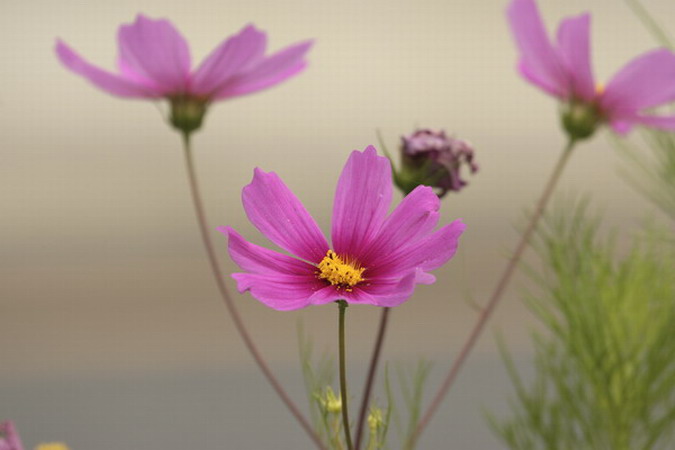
[182,134,326,450]
[410,140,576,447]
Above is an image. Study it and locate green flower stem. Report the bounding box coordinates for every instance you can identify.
[337,300,355,450]
[181,133,326,450]
[354,307,391,450]
[411,139,578,446]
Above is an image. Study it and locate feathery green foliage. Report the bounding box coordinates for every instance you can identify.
[298,324,340,447]
[490,199,675,449]
[299,325,432,450]
[395,360,433,450]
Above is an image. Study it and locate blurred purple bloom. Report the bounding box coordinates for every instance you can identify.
[0,421,24,450]
[507,0,675,136]
[220,146,465,311]
[55,15,312,133]
[399,129,478,197]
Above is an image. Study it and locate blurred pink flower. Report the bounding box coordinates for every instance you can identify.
[507,0,675,136]
[220,146,465,311]
[55,15,312,133]
[0,421,24,450]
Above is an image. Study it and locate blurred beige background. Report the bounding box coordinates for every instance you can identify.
[1,0,672,448]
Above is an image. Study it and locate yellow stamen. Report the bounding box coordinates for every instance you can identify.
[34,444,70,450]
[317,250,365,291]
[595,82,605,95]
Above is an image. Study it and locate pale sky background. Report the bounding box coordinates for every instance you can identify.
[1,0,673,448]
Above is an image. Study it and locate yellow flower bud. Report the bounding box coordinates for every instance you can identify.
[317,386,342,414]
[367,407,384,432]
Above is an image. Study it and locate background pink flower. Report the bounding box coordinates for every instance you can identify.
[507,0,675,135]
[221,146,465,311]
[55,14,312,102]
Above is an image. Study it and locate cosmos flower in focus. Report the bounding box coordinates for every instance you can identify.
[55,15,312,134]
[396,129,478,197]
[220,146,465,310]
[507,0,675,138]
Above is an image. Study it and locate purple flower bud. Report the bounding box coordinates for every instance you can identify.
[397,129,478,197]
[0,421,25,450]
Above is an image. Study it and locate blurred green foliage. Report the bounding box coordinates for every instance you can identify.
[489,198,675,449]
[298,323,432,450]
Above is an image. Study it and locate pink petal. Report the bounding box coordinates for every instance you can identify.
[221,226,318,275]
[331,146,392,259]
[328,273,417,307]
[556,13,595,102]
[354,272,417,307]
[608,119,634,135]
[242,168,329,263]
[213,40,313,99]
[232,273,323,311]
[357,185,440,265]
[506,0,568,98]
[306,285,344,306]
[305,272,416,307]
[191,24,267,97]
[117,15,191,94]
[55,40,161,98]
[375,220,466,279]
[0,421,24,450]
[601,49,675,117]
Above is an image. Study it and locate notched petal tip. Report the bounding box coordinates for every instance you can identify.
[54,39,77,63]
[215,225,230,236]
[449,218,467,234]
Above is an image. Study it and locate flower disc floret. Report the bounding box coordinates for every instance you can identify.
[317,250,365,291]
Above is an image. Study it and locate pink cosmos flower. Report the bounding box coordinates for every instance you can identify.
[0,421,24,450]
[507,0,675,136]
[220,146,466,311]
[55,15,312,133]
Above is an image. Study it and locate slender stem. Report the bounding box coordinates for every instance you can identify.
[410,139,577,446]
[337,300,354,450]
[181,133,326,450]
[354,307,391,450]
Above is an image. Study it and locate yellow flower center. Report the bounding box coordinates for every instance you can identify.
[595,82,605,95]
[317,250,365,291]
[34,444,70,450]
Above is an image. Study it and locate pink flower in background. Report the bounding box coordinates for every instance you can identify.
[507,0,675,136]
[55,15,312,133]
[220,147,465,311]
[0,421,24,450]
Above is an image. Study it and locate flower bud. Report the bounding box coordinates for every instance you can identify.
[169,95,208,135]
[397,129,478,198]
[316,386,342,414]
[561,100,601,141]
[367,407,384,432]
